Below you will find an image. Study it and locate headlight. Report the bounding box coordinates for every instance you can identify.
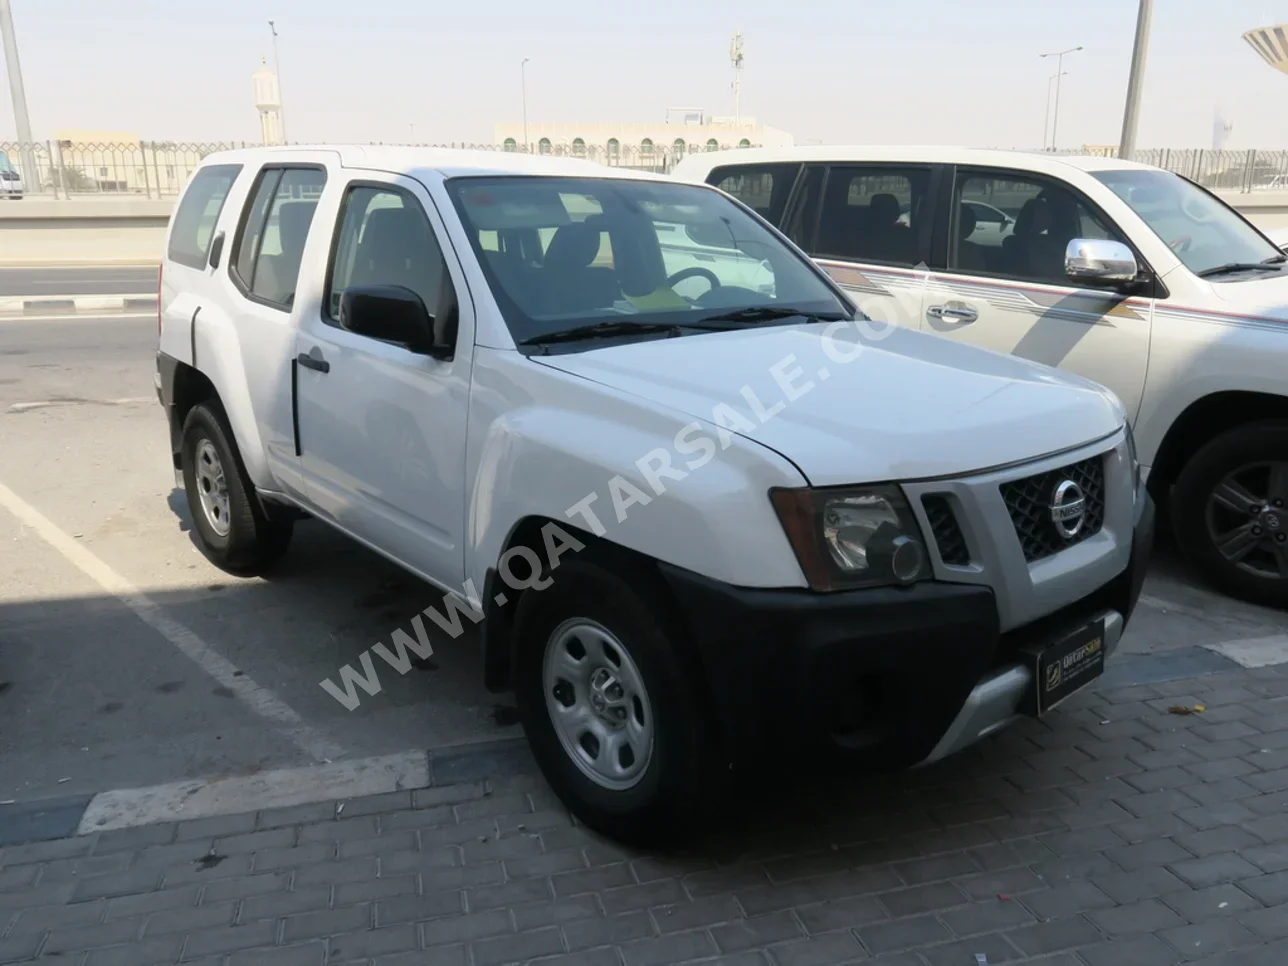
[770,485,931,591]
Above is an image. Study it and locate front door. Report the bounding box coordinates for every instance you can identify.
[293,175,473,590]
[919,168,1153,423]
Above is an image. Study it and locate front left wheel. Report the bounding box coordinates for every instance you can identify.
[180,400,293,576]
[512,558,726,847]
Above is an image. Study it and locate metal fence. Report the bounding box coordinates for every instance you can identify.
[6,140,1288,199]
[0,140,717,198]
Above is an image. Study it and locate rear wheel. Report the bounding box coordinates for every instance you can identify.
[513,558,725,846]
[1172,421,1288,609]
[181,400,293,575]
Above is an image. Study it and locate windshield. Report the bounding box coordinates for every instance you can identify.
[1093,169,1281,276]
[445,176,849,345]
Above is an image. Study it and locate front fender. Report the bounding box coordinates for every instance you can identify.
[464,348,811,598]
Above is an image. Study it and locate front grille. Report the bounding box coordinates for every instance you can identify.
[922,495,970,566]
[999,455,1106,562]
[0,173,17,181]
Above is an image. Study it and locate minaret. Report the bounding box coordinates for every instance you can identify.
[253,57,284,146]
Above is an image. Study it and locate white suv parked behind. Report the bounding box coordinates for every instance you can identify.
[157,146,1152,843]
[674,147,1288,609]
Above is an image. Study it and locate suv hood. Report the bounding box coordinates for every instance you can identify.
[533,322,1124,486]
[1208,270,1288,321]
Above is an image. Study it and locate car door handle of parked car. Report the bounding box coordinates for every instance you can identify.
[296,351,330,373]
[926,302,978,324]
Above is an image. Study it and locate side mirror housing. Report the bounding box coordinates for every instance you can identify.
[338,285,436,354]
[1065,238,1139,287]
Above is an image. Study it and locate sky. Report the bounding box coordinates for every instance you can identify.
[4,0,1288,150]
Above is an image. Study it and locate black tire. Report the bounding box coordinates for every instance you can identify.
[180,400,293,576]
[1172,420,1288,609]
[512,558,726,847]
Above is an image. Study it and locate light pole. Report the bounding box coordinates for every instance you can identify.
[521,58,530,151]
[1119,0,1153,160]
[268,21,288,143]
[0,0,36,188]
[1044,71,1068,150]
[1039,45,1082,150]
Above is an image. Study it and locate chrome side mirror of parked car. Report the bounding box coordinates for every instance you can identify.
[1065,238,1139,285]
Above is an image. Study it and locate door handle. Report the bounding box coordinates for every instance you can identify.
[296,351,330,373]
[926,301,978,323]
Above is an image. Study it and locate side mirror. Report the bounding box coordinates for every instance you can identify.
[1065,238,1139,286]
[339,285,436,355]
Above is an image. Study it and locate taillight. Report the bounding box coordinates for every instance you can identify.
[156,263,163,339]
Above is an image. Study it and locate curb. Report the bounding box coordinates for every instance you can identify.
[0,738,533,848]
[0,293,157,317]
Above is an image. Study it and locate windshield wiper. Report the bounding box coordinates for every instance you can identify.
[518,319,735,347]
[692,305,849,325]
[1264,253,1288,264]
[1197,261,1284,278]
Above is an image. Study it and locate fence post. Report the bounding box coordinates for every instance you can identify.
[52,139,67,197]
[140,140,153,199]
[1245,150,1256,193]
[44,139,57,199]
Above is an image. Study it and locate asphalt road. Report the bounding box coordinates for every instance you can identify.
[0,265,157,298]
[0,316,1285,808]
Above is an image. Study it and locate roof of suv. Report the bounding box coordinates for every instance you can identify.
[670,145,1157,180]
[196,144,677,182]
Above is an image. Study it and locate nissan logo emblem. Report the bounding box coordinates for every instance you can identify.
[1050,479,1086,539]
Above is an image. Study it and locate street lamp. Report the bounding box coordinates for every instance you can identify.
[268,21,288,143]
[1044,71,1069,150]
[521,58,530,151]
[0,0,36,189]
[1039,45,1082,149]
[1119,0,1154,160]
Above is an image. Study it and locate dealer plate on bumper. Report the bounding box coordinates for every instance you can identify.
[1020,618,1106,716]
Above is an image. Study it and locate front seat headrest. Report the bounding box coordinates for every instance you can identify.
[869,193,900,225]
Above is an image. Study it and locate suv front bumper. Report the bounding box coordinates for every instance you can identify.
[658,483,1154,772]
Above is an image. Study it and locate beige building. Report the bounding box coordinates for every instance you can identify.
[492,115,794,166]
[50,130,208,195]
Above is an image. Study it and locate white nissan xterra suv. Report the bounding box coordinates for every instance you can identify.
[156,146,1153,844]
[674,147,1288,609]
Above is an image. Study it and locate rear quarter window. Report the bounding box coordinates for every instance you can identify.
[167,164,242,270]
[706,163,802,228]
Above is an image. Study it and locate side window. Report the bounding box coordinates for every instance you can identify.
[950,172,1125,283]
[167,164,242,270]
[812,166,931,267]
[707,163,802,227]
[327,185,450,326]
[230,166,327,309]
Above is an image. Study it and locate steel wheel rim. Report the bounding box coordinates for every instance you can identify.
[1205,460,1288,582]
[194,439,231,537]
[542,618,654,791]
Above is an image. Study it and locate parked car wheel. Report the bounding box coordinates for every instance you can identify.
[181,400,292,575]
[1172,420,1288,609]
[513,558,725,846]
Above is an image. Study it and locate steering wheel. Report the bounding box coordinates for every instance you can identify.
[1168,235,1192,253]
[667,267,721,292]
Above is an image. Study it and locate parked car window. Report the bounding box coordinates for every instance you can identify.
[447,176,847,345]
[707,163,802,228]
[782,165,825,250]
[232,168,281,290]
[250,168,327,307]
[167,164,242,270]
[813,166,930,267]
[950,173,1123,283]
[1094,168,1281,276]
[327,185,449,324]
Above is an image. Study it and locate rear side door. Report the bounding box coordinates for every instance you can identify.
[919,166,1154,422]
[782,162,943,330]
[292,172,474,590]
[215,156,337,501]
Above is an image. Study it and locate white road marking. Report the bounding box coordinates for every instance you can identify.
[1204,635,1288,669]
[77,751,430,833]
[0,479,345,764]
[7,397,153,413]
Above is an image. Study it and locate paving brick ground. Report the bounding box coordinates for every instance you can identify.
[4,663,1288,966]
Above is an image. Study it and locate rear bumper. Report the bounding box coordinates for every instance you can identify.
[659,483,1155,771]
